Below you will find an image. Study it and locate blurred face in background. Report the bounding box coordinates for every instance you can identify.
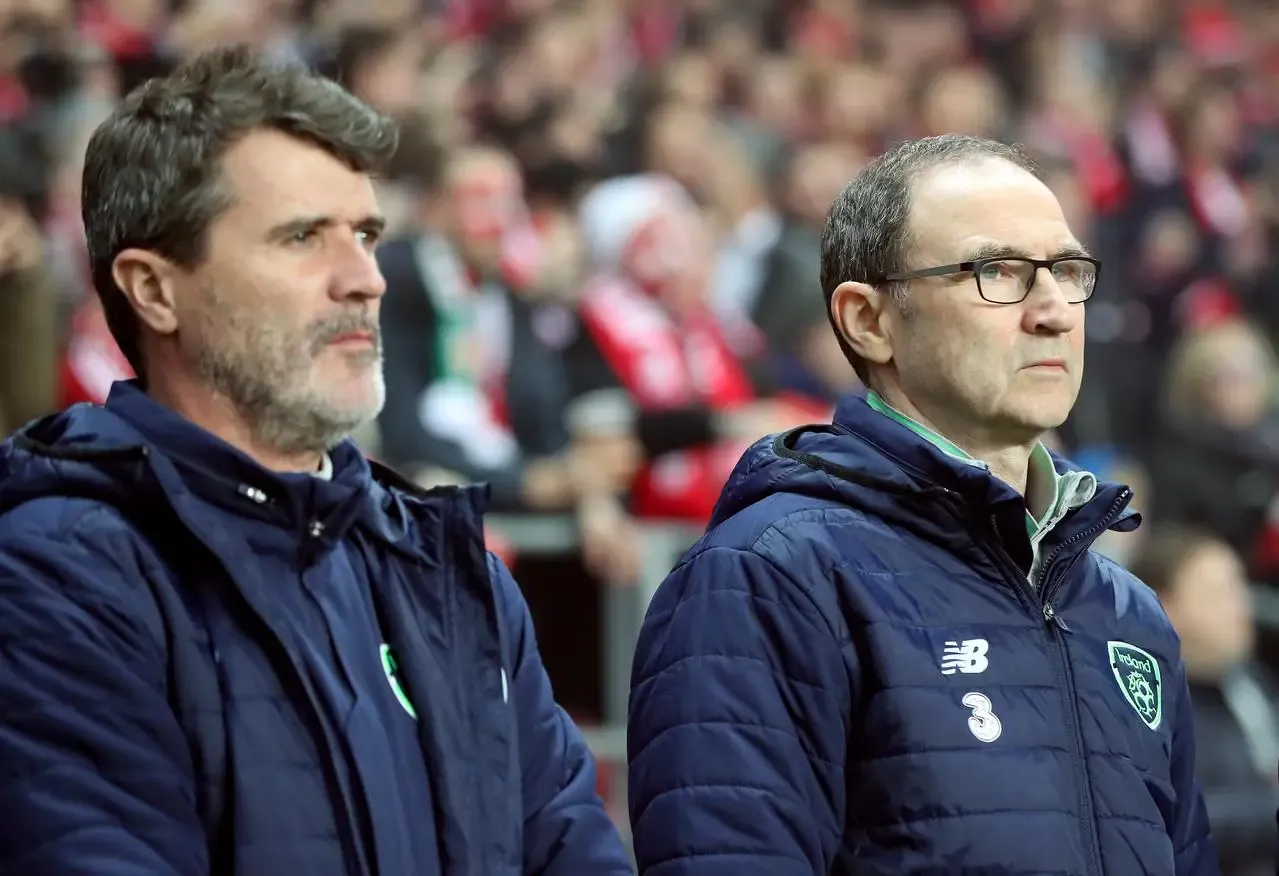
[1181,83,1243,161]
[1161,539,1254,679]
[1148,47,1197,112]
[492,51,543,121]
[532,210,585,302]
[786,142,865,225]
[509,0,558,19]
[920,66,1007,139]
[823,64,900,144]
[1139,209,1199,278]
[418,46,476,146]
[1104,0,1162,44]
[645,104,716,194]
[12,0,73,27]
[100,0,166,29]
[169,0,263,57]
[1247,4,1279,67]
[547,97,606,166]
[746,57,804,137]
[662,53,719,112]
[1042,165,1092,243]
[315,0,416,30]
[1036,63,1113,133]
[1199,326,1274,429]
[789,0,858,62]
[874,1,967,78]
[352,32,424,115]
[621,205,710,318]
[445,149,527,276]
[528,15,591,94]
[707,19,759,82]
[702,134,768,229]
[975,0,1035,30]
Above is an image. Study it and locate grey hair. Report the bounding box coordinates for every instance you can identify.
[82,44,398,379]
[819,134,1040,383]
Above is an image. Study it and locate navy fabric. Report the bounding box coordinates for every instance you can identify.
[0,381,631,876]
[628,394,1219,876]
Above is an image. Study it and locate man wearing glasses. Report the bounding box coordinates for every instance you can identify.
[627,135,1220,875]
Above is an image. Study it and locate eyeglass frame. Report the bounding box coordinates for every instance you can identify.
[881,255,1103,304]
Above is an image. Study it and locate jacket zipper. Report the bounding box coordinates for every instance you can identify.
[1038,489,1133,623]
[945,489,1130,876]
[1036,489,1131,876]
[1044,619,1101,876]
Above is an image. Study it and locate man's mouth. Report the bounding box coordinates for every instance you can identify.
[327,331,375,346]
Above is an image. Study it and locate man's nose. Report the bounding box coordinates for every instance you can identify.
[332,241,387,303]
[1024,268,1080,334]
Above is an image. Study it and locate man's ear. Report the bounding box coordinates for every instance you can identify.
[830,280,893,368]
[111,249,181,336]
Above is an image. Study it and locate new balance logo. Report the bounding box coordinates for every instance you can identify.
[941,639,990,675]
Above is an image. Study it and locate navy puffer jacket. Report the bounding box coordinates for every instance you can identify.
[0,382,631,876]
[628,394,1218,876]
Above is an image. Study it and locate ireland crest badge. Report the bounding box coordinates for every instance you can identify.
[1107,640,1162,731]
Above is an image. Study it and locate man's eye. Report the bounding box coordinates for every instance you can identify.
[288,229,318,246]
[356,228,381,247]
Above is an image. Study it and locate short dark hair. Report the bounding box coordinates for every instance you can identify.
[82,44,398,377]
[819,134,1039,383]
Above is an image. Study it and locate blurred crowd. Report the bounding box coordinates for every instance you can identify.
[6,0,1279,869]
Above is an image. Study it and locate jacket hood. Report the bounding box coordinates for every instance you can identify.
[0,399,154,517]
[0,382,463,556]
[710,394,1138,552]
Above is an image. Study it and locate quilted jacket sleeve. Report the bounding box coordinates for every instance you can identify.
[0,506,207,875]
[1166,657,1221,876]
[488,555,633,875]
[628,545,851,876]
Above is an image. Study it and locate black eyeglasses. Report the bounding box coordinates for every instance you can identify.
[883,256,1101,304]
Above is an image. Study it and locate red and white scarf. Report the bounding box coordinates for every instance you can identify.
[578,273,754,521]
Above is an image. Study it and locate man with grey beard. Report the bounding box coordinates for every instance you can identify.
[0,46,631,876]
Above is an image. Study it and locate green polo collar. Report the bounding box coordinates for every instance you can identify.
[864,391,1096,539]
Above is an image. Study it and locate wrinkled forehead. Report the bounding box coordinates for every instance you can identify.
[218,130,379,226]
[905,159,1079,264]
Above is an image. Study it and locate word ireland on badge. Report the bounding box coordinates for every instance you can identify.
[1108,640,1163,731]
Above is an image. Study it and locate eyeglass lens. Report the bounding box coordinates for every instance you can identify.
[975,258,1097,303]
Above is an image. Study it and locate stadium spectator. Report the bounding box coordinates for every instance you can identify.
[0,192,57,436]
[1151,318,1279,584]
[1132,526,1279,876]
[571,172,804,521]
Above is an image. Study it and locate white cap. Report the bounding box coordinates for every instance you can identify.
[577,173,695,269]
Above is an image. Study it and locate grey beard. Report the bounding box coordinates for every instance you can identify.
[195,344,381,456]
